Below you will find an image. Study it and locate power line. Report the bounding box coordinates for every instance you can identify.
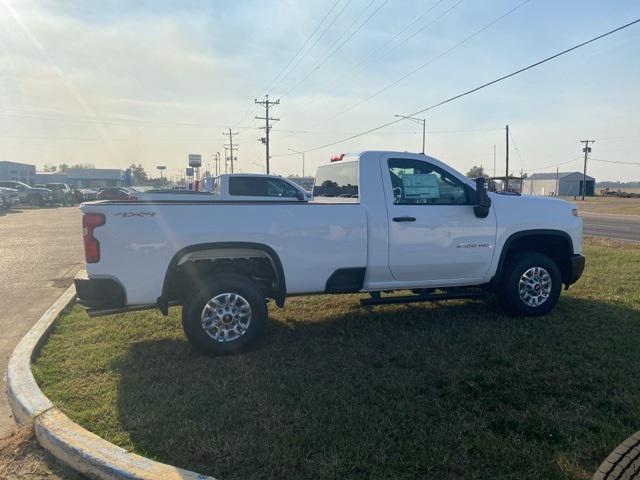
[285,0,457,117]
[590,157,640,165]
[341,0,463,85]
[233,1,350,128]
[527,157,582,172]
[264,0,343,93]
[279,0,388,99]
[312,0,531,126]
[337,0,449,84]
[296,17,640,154]
[274,0,354,95]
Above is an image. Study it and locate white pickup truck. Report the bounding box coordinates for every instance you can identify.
[134,174,309,202]
[75,151,585,354]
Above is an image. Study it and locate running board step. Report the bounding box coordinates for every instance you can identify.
[360,290,485,306]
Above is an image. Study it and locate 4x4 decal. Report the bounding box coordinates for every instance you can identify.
[114,211,156,218]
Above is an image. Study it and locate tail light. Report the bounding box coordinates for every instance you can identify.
[83,213,105,263]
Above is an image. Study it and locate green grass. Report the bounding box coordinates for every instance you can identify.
[565,196,640,215]
[32,238,640,480]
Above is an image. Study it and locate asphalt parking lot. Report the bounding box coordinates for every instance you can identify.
[0,206,83,437]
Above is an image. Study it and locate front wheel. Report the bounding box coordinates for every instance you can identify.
[181,273,268,355]
[498,252,562,316]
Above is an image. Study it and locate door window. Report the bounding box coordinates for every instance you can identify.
[228,177,299,198]
[388,158,470,205]
[229,177,267,196]
[267,179,299,197]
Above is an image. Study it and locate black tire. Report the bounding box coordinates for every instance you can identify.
[26,194,44,207]
[181,273,268,355]
[498,252,562,316]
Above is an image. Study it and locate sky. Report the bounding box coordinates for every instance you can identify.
[1,0,639,182]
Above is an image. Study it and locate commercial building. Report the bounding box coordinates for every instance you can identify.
[35,168,125,189]
[0,161,36,185]
[522,172,595,197]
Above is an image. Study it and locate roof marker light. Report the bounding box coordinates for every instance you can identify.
[330,153,345,162]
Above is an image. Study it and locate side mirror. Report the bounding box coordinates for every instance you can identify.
[296,191,307,201]
[473,177,491,218]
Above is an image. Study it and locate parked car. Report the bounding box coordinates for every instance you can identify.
[75,150,585,355]
[96,187,134,201]
[134,174,309,202]
[0,187,20,210]
[45,183,75,205]
[0,181,54,206]
[73,189,98,203]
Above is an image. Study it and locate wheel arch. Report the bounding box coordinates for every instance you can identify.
[492,229,574,287]
[158,242,286,313]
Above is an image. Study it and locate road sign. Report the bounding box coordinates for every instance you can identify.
[188,154,202,167]
[186,167,194,177]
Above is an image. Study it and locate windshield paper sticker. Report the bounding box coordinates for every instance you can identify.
[402,174,439,199]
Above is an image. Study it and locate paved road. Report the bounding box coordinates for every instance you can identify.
[0,206,83,437]
[582,211,640,242]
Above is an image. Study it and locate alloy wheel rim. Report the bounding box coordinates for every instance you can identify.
[201,293,252,343]
[518,266,552,307]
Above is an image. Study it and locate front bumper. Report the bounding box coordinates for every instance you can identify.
[74,274,126,309]
[566,254,585,286]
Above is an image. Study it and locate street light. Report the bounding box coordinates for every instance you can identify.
[287,148,306,177]
[394,114,426,154]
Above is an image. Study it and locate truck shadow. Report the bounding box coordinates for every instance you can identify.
[110,296,640,479]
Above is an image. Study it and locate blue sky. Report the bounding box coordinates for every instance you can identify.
[1,0,639,181]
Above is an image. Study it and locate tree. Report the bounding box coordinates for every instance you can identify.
[129,164,148,185]
[43,164,57,172]
[58,163,69,172]
[466,165,487,178]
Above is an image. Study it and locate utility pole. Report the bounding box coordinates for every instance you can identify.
[394,114,426,154]
[505,125,510,192]
[555,167,559,196]
[255,94,280,174]
[580,139,595,201]
[223,129,239,174]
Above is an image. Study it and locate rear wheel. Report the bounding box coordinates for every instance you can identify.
[27,194,44,207]
[498,252,562,316]
[181,273,268,355]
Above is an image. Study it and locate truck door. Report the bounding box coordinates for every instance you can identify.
[383,156,497,284]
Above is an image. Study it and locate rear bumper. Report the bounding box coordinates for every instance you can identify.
[566,254,585,286]
[74,274,126,309]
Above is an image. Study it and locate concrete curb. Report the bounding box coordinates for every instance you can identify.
[6,285,215,480]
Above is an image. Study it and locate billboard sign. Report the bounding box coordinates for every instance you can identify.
[186,167,194,177]
[188,154,202,167]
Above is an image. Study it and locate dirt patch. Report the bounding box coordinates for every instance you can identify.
[0,426,83,480]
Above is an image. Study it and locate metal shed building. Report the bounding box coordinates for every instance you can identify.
[522,171,595,197]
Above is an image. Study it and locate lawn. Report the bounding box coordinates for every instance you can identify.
[32,237,640,480]
[566,195,640,215]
